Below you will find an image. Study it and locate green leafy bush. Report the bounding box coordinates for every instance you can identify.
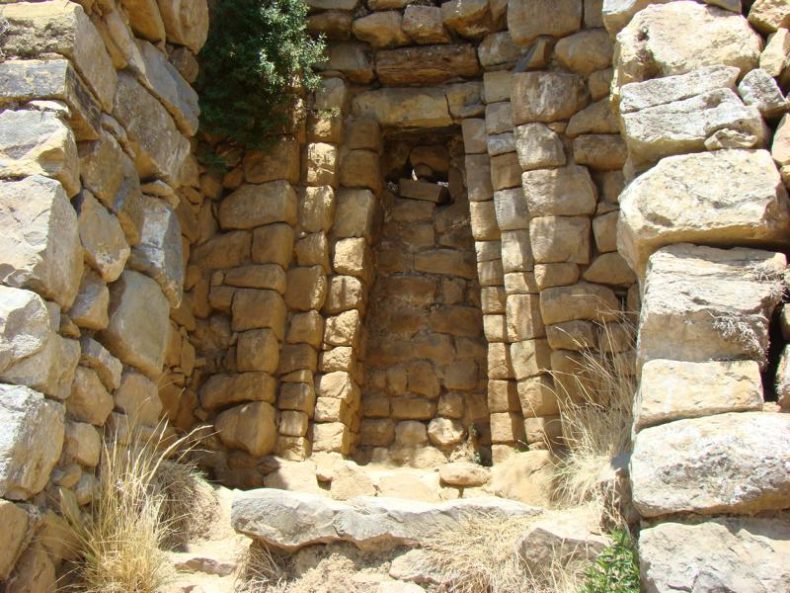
[580,529,641,593]
[197,0,325,149]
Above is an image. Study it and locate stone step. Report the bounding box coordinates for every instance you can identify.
[231,489,541,552]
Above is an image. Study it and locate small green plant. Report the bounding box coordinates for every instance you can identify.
[197,0,325,150]
[579,529,640,593]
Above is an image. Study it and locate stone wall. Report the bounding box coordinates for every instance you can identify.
[0,0,206,587]
[178,0,642,485]
[606,1,790,591]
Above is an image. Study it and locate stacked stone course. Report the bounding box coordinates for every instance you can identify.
[0,0,207,587]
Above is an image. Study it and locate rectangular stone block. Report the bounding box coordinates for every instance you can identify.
[312,421,352,454]
[510,339,551,380]
[530,216,591,264]
[279,382,316,416]
[517,375,559,418]
[506,294,545,341]
[488,379,520,412]
[490,412,526,444]
[231,289,287,339]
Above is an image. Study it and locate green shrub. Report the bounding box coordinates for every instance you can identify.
[580,529,641,593]
[197,0,325,150]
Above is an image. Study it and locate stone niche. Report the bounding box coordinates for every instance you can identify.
[359,130,491,467]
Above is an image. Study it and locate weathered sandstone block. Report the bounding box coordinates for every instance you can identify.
[219,182,298,230]
[522,164,597,217]
[216,401,276,457]
[156,0,210,53]
[353,88,452,128]
[507,0,582,46]
[76,191,130,283]
[511,72,588,125]
[0,176,82,308]
[200,372,277,411]
[631,412,790,516]
[376,45,481,86]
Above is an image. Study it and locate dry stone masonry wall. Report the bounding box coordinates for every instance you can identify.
[607,1,790,591]
[0,0,789,589]
[0,0,207,587]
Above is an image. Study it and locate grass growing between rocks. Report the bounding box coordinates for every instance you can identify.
[549,317,638,524]
[59,423,214,593]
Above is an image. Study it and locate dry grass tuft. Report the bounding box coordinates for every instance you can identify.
[549,317,637,521]
[60,422,211,593]
[419,512,585,593]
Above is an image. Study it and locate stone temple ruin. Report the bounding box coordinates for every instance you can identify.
[0,0,789,591]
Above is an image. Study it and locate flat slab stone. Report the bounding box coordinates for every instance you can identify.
[637,244,785,367]
[232,489,541,551]
[630,412,790,517]
[639,516,790,593]
[399,179,448,203]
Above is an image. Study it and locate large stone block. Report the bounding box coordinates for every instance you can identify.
[129,196,184,307]
[493,188,529,231]
[0,384,64,500]
[506,294,544,341]
[352,11,409,48]
[232,289,287,339]
[522,164,596,217]
[614,2,762,91]
[0,108,79,196]
[376,45,481,86]
[200,372,277,411]
[637,244,785,366]
[530,216,591,264]
[67,366,113,426]
[135,40,200,136]
[216,401,277,457]
[0,59,100,140]
[635,359,763,430]
[243,137,300,184]
[113,72,190,183]
[621,86,765,166]
[618,150,790,276]
[285,266,327,311]
[540,283,620,325]
[441,0,492,39]
[76,191,130,284]
[69,271,109,330]
[156,0,210,53]
[631,412,790,517]
[219,182,298,230]
[0,500,28,579]
[639,517,790,593]
[555,29,613,76]
[402,5,449,44]
[300,186,336,233]
[100,270,170,379]
[352,88,452,128]
[1,0,117,110]
[514,123,566,171]
[507,0,582,46]
[334,188,377,239]
[510,339,551,380]
[0,176,82,308]
[114,371,162,427]
[319,42,374,84]
[510,71,588,125]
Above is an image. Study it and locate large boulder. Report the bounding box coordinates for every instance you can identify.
[156,0,210,54]
[232,489,540,551]
[630,412,790,517]
[618,150,790,276]
[352,88,452,128]
[0,108,79,196]
[215,401,276,457]
[0,175,82,308]
[100,270,170,379]
[619,77,765,166]
[0,384,64,500]
[613,2,762,100]
[636,244,785,366]
[639,517,790,593]
[635,359,764,430]
[507,0,582,47]
[128,196,184,307]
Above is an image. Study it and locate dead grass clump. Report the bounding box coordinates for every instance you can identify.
[549,317,637,518]
[419,512,584,593]
[60,423,210,593]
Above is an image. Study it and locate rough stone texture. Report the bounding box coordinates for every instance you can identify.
[76,191,130,283]
[0,108,79,196]
[614,2,763,91]
[618,150,790,275]
[200,372,277,411]
[514,123,566,171]
[630,412,790,517]
[0,384,64,500]
[100,270,170,379]
[510,72,588,125]
[0,176,83,308]
[529,216,591,265]
[215,401,277,457]
[353,88,452,128]
[439,462,490,487]
[352,12,409,48]
[113,72,190,183]
[637,244,785,366]
[67,366,114,426]
[0,500,28,580]
[507,0,582,46]
[70,271,109,330]
[555,30,613,76]
[540,283,620,325]
[232,489,540,551]
[219,182,298,230]
[620,83,765,166]
[156,0,210,53]
[114,371,163,427]
[522,165,597,217]
[749,0,790,33]
[377,45,480,86]
[402,5,449,44]
[635,359,764,430]
[639,516,790,593]
[517,508,609,576]
[0,59,101,141]
[738,68,789,119]
[2,0,117,110]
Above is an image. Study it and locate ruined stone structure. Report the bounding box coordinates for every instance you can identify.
[0,0,789,590]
